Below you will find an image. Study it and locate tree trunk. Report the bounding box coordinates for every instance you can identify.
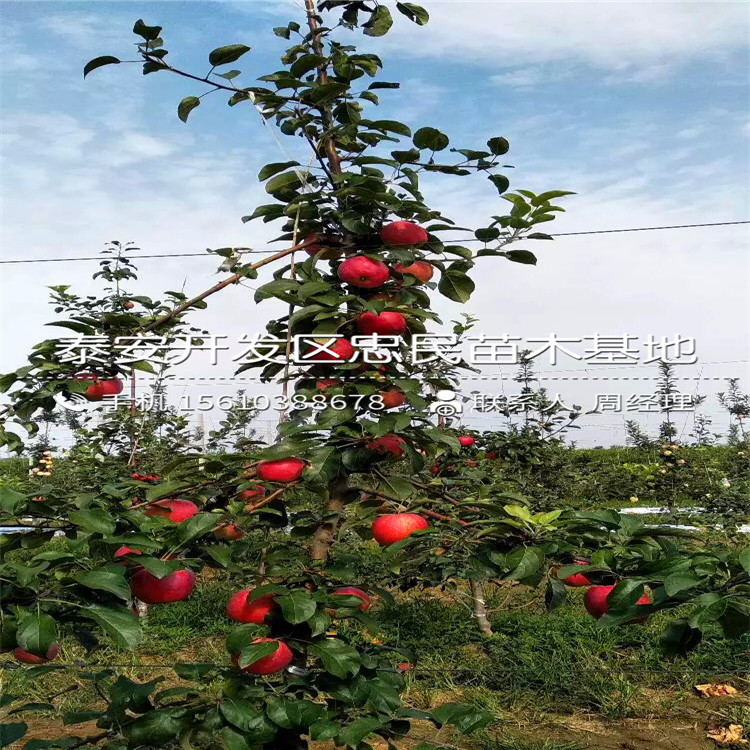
[469,579,493,636]
[309,479,347,563]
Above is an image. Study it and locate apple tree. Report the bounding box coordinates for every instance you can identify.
[1,2,749,749]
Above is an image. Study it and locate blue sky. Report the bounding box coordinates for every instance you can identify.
[1,1,749,446]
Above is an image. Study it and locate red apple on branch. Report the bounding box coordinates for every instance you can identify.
[380,221,428,247]
[316,378,342,390]
[379,388,406,409]
[114,546,144,559]
[338,255,390,288]
[583,584,651,622]
[15,644,60,664]
[256,457,305,482]
[393,260,434,283]
[129,568,197,604]
[367,434,407,457]
[239,485,266,501]
[307,337,356,363]
[214,523,245,540]
[356,311,408,336]
[304,233,342,259]
[458,435,476,447]
[331,586,371,611]
[231,638,293,675]
[75,374,124,401]
[227,589,278,624]
[372,513,430,546]
[144,499,199,523]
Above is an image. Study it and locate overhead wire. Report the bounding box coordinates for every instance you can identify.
[1,220,748,265]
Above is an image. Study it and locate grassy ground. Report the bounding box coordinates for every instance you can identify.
[3,577,748,748]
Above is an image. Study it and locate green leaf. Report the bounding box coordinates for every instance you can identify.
[175,512,219,545]
[75,569,130,600]
[0,723,27,748]
[265,170,306,195]
[124,708,184,745]
[363,5,393,36]
[413,127,449,151]
[133,19,162,41]
[474,227,500,242]
[69,508,115,535]
[80,604,142,650]
[532,190,576,205]
[310,719,341,741]
[664,573,703,597]
[290,54,327,77]
[310,639,361,678]
[173,663,216,682]
[220,726,253,750]
[16,612,56,656]
[220,700,276,741]
[545,577,566,611]
[277,591,317,625]
[432,703,492,733]
[739,547,750,573]
[266,698,324,729]
[607,579,646,611]
[504,249,537,265]
[504,546,544,581]
[237,640,278,669]
[209,44,251,66]
[438,271,475,303]
[487,136,510,155]
[177,96,200,123]
[258,161,300,181]
[83,56,121,78]
[340,717,382,746]
[660,619,702,656]
[369,119,412,136]
[489,174,510,194]
[0,487,26,514]
[396,2,430,25]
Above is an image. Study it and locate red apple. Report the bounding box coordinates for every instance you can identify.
[114,546,144,559]
[130,568,196,604]
[379,388,406,409]
[123,301,135,309]
[331,586,371,611]
[458,435,476,447]
[356,311,408,336]
[15,643,60,664]
[74,374,124,401]
[394,260,434,283]
[367,434,407,457]
[563,570,592,587]
[214,523,245,540]
[231,638,293,675]
[338,256,390,288]
[256,457,305,482]
[304,233,342,259]
[239,486,266,501]
[583,584,651,622]
[380,221,429,247]
[226,589,278,624]
[485,451,498,460]
[144,499,199,523]
[307,337,356,363]
[466,459,477,467]
[429,464,441,474]
[316,378,342,390]
[372,513,430,546]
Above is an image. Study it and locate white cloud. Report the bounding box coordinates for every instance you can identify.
[490,68,547,88]
[382,1,748,74]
